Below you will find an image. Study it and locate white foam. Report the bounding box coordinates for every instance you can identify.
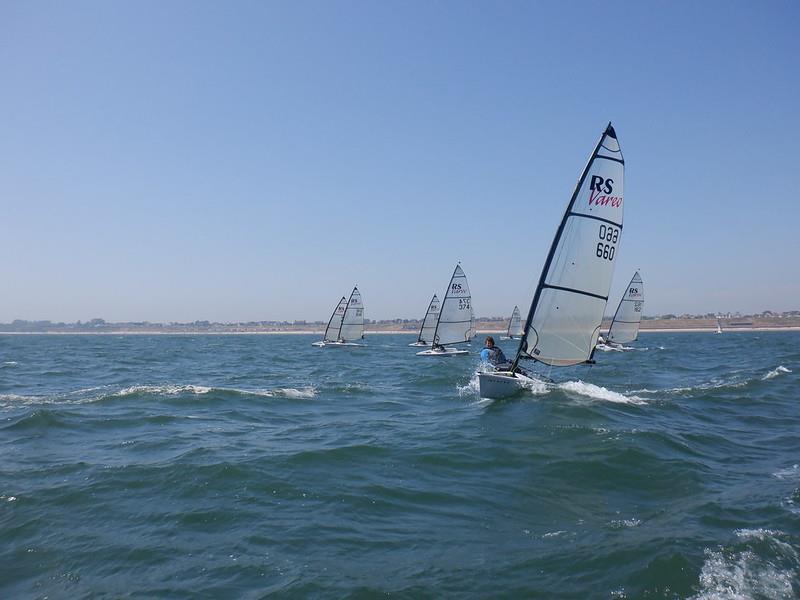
[542,530,566,538]
[115,384,316,399]
[734,528,786,542]
[772,464,799,480]
[267,387,317,399]
[558,380,646,405]
[689,548,796,600]
[595,344,623,352]
[114,384,212,396]
[762,365,791,380]
[610,518,641,528]
[457,372,481,397]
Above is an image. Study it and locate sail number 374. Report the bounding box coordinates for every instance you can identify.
[596,224,619,261]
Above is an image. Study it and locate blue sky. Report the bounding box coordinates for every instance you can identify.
[1,1,798,322]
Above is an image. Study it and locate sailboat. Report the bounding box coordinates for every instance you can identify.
[502,306,523,339]
[479,123,625,398]
[715,318,723,334]
[409,294,440,346]
[417,264,473,356]
[599,271,643,348]
[312,287,365,347]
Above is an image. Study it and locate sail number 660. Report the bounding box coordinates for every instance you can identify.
[596,225,619,261]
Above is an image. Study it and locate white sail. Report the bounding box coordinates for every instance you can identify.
[417,294,440,344]
[607,271,643,344]
[323,297,348,342]
[515,123,624,367]
[432,264,473,346]
[507,306,523,338]
[338,286,364,341]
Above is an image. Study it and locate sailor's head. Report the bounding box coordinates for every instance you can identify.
[484,336,495,348]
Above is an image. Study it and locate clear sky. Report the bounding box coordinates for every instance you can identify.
[1,1,798,322]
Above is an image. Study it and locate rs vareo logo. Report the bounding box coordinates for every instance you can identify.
[588,175,623,208]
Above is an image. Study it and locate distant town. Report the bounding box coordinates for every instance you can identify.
[1,311,798,333]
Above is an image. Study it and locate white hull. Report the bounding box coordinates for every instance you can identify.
[595,342,623,352]
[312,341,364,347]
[408,341,430,347]
[478,371,536,399]
[416,347,469,356]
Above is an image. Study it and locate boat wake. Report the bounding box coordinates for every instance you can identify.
[557,380,647,405]
[460,371,639,404]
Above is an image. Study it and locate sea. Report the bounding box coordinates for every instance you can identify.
[1,331,798,598]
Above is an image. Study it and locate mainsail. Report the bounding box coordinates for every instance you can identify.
[323,297,348,342]
[338,286,364,341]
[507,306,523,338]
[513,123,625,369]
[607,271,643,344]
[432,264,473,346]
[417,294,440,344]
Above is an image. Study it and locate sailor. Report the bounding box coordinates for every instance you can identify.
[480,336,511,368]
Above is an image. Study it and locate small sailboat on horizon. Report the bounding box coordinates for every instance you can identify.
[409,294,440,347]
[312,286,365,347]
[417,264,473,356]
[597,271,643,350]
[715,318,723,334]
[502,306,523,340]
[479,123,625,398]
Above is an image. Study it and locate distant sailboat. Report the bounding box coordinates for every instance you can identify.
[312,287,365,347]
[409,294,440,347]
[479,123,625,397]
[417,264,473,356]
[503,306,523,339]
[601,271,643,347]
[715,318,723,334]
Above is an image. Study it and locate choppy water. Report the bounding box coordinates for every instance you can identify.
[1,332,798,598]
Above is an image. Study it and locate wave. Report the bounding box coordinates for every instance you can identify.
[762,365,792,380]
[689,529,798,600]
[558,381,646,405]
[632,365,793,397]
[114,384,212,396]
[0,384,318,407]
[772,464,799,481]
[112,384,317,400]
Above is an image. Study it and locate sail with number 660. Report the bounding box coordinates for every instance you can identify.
[514,123,625,367]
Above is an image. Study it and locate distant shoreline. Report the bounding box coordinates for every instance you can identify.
[1,327,799,335]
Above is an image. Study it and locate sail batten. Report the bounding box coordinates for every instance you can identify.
[607,272,643,344]
[513,123,625,369]
[432,264,473,346]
